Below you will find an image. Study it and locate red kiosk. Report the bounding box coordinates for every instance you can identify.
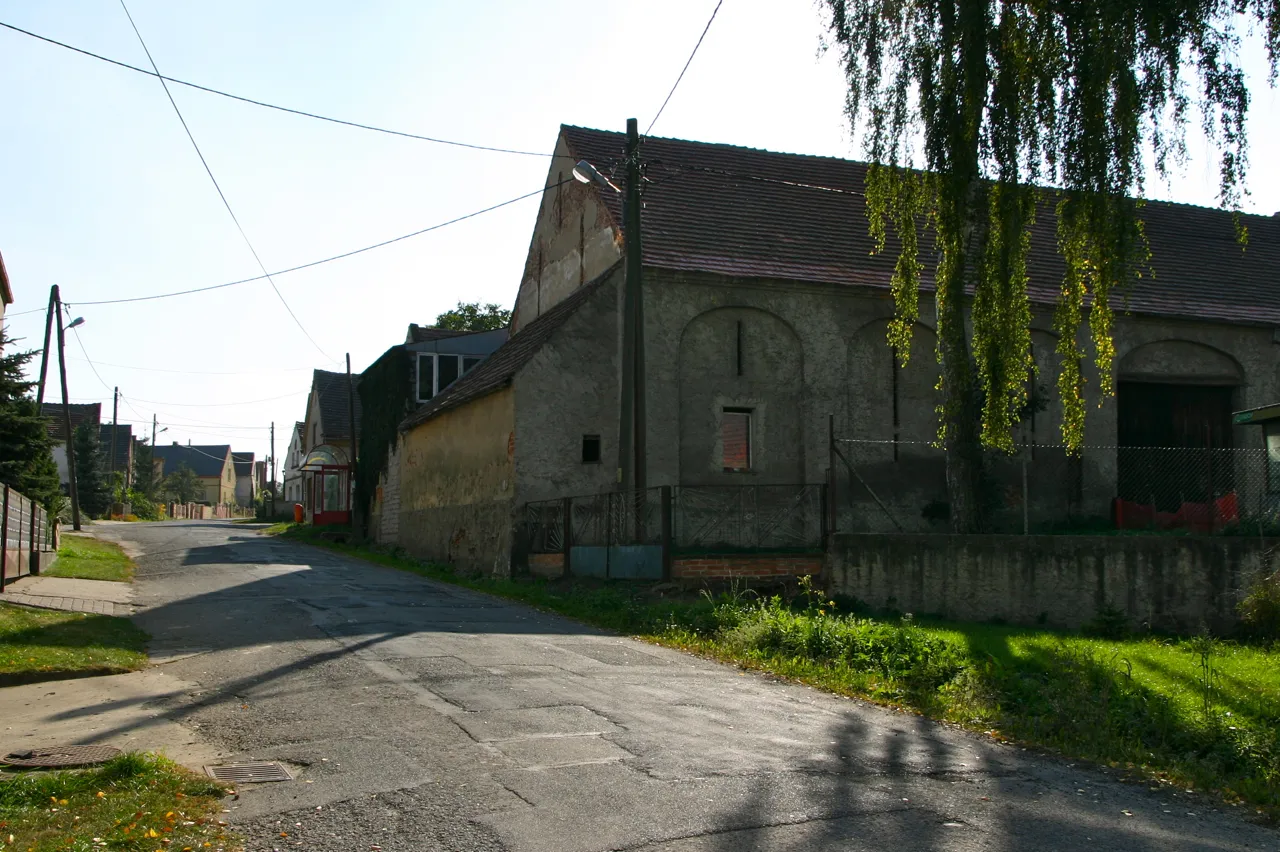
[300,444,351,526]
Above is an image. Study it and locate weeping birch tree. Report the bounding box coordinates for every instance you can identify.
[822,0,1278,531]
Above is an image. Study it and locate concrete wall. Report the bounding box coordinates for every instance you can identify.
[827,533,1272,634]
[371,436,403,546]
[513,266,624,505]
[398,386,515,575]
[511,133,622,333]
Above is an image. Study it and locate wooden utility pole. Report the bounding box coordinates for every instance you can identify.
[110,386,119,506]
[53,287,81,531]
[269,421,276,516]
[346,354,361,538]
[35,286,56,410]
[626,117,646,494]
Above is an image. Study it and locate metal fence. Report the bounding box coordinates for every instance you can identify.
[673,484,825,552]
[831,438,1277,534]
[2,484,57,586]
[526,483,825,562]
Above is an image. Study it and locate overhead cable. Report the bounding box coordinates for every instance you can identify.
[0,19,564,158]
[644,0,724,137]
[117,0,335,363]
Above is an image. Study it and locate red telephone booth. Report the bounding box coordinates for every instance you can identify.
[300,445,351,526]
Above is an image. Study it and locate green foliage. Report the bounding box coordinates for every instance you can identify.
[434,301,511,331]
[0,329,60,508]
[126,487,159,520]
[44,535,134,582]
[822,0,1279,527]
[72,421,110,518]
[131,440,157,498]
[162,462,201,504]
[355,346,414,529]
[0,752,233,851]
[1239,567,1280,642]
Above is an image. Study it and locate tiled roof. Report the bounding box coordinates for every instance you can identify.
[41,402,100,442]
[561,126,1280,326]
[153,444,230,479]
[401,262,619,431]
[312,369,362,441]
[231,451,254,477]
[0,250,12,306]
[406,324,470,344]
[98,424,133,471]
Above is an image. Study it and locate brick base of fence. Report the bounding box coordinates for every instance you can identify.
[529,553,565,577]
[672,554,822,579]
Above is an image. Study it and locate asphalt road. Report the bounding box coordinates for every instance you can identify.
[87,520,1277,851]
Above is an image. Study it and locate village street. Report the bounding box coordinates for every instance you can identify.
[76,520,1277,852]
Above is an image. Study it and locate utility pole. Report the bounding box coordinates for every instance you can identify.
[626,117,646,495]
[53,287,81,531]
[110,386,119,506]
[270,421,276,516]
[35,286,56,410]
[152,414,158,446]
[346,354,361,538]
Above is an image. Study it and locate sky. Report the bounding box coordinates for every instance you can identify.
[2,0,1278,478]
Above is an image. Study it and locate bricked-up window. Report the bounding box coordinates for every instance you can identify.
[582,434,601,464]
[722,408,752,472]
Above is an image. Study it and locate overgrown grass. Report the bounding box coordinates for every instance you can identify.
[276,526,1280,817]
[43,536,134,583]
[0,752,235,851]
[0,604,148,681]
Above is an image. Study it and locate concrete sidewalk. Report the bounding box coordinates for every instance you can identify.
[2,575,135,617]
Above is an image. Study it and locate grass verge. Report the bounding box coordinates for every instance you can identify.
[0,752,236,851]
[0,604,148,685]
[276,525,1280,819]
[43,536,134,583]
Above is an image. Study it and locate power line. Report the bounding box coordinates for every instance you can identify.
[116,0,334,364]
[124,389,307,408]
[68,314,112,393]
[644,0,724,138]
[0,19,567,159]
[70,177,572,307]
[68,356,313,376]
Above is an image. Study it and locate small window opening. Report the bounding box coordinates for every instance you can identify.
[417,353,435,402]
[582,434,601,464]
[722,408,752,472]
[463,356,482,374]
[437,354,460,391]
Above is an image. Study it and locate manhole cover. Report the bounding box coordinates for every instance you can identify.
[204,761,292,784]
[3,745,123,768]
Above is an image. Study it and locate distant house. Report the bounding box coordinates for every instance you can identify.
[299,370,362,523]
[231,452,256,507]
[152,443,235,506]
[0,250,13,345]
[282,421,305,505]
[99,423,134,489]
[40,402,101,492]
[361,323,508,542]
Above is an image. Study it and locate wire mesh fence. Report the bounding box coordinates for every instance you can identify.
[831,438,1277,534]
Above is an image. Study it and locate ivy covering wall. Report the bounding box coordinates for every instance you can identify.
[356,345,413,529]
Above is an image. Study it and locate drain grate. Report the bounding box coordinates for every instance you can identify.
[204,761,292,784]
[3,745,123,768]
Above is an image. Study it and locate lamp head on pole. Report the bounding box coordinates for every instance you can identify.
[65,317,85,331]
[572,159,620,194]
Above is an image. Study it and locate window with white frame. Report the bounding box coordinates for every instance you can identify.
[418,353,483,403]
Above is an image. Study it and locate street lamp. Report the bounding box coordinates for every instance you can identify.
[573,159,620,193]
[64,316,85,331]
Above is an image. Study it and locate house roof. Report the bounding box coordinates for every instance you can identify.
[0,251,12,307]
[560,125,1280,327]
[401,263,619,432]
[312,369,362,441]
[152,444,231,479]
[98,424,133,471]
[406,324,469,344]
[41,402,101,442]
[231,451,255,477]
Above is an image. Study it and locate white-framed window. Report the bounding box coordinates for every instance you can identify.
[418,353,483,402]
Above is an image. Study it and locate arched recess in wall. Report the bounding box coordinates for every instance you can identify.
[1027,328,1062,445]
[1115,339,1244,448]
[677,306,804,485]
[845,318,939,456]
